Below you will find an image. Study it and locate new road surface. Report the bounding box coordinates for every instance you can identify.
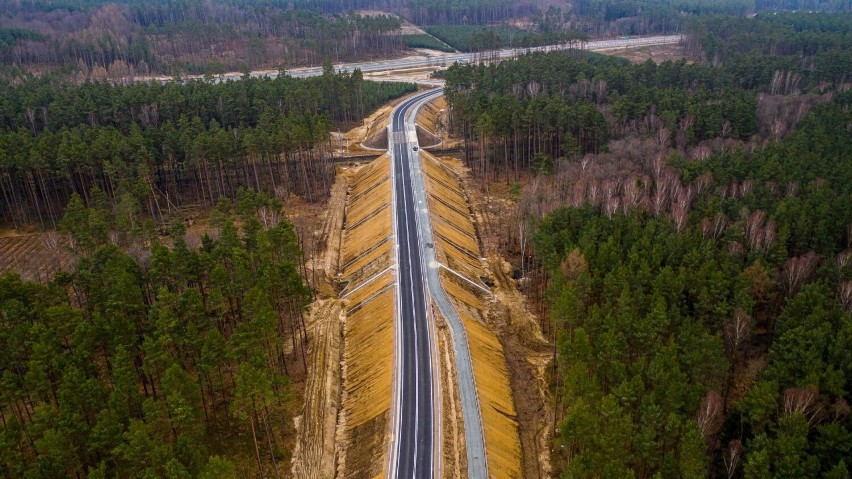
[388,88,490,479]
[389,90,441,479]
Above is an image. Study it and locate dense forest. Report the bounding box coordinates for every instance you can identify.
[1,1,851,478]
[0,69,415,228]
[0,0,409,77]
[402,33,455,52]
[444,12,851,181]
[569,0,852,36]
[444,10,852,478]
[1,189,313,478]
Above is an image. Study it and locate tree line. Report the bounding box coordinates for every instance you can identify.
[685,12,852,85]
[557,0,850,37]
[0,69,415,228]
[443,51,769,183]
[0,188,313,478]
[4,0,847,80]
[402,34,455,52]
[405,0,538,25]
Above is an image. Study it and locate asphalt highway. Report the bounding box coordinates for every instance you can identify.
[389,90,441,479]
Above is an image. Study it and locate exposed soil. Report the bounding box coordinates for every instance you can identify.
[335,94,411,156]
[486,256,553,479]
[416,96,464,150]
[291,170,349,477]
[0,233,75,282]
[364,66,445,85]
[440,156,554,479]
[604,42,689,64]
[433,304,468,479]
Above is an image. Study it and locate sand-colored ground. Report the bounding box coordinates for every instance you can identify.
[365,70,443,84]
[421,151,524,478]
[293,155,398,479]
[416,96,464,150]
[334,155,398,479]
[333,95,411,157]
[291,168,349,478]
[602,42,688,64]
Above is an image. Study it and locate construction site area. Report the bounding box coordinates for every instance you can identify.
[290,90,551,478]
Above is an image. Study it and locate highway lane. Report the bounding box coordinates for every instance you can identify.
[389,90,442,479]
[401,89,489,479]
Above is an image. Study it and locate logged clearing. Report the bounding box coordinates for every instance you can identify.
[335,154,397,479]
[421,151,523,478]
[291,169,349,478]
[604,42,688,64]
[0,232,75,281]
[294,154,397,479]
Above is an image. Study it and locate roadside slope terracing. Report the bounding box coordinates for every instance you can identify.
[414,95,463,150]
[336,155,396,479]
[421,150,523,478]
[435,155,554,479]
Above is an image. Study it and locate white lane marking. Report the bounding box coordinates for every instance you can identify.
[406,90,443,479]
[390,89,445,479]
[389,118,403,479]
[400,128,420,477]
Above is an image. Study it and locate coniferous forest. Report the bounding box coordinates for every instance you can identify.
[444,10,852,479]
[1,1,852,478]
[0,70,415,229]
[1,189,313,478]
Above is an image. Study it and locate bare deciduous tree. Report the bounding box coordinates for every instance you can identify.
[728,241,745,257]
[725,308,753,353]
[782,387,822,426]
[838,280,852,312]
[605,196,620,219]
[786,181,799,197]
[697,391,723,443]
[724,440,743,479]
[671,204,688,233]
[836,250,850,269]
[258,206,282,229]
[781,252,819,296]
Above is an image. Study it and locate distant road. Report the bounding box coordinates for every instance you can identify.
[147,35,682,83]
[281,35,683,79]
